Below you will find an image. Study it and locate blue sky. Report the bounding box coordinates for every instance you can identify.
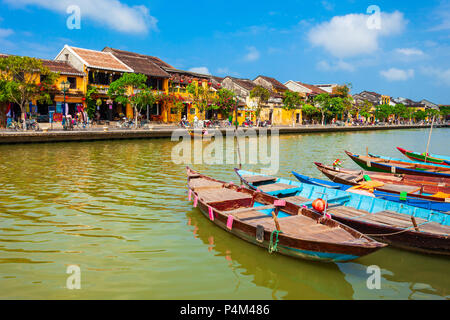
[0,0,449,104]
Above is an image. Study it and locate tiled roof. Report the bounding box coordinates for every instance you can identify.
[164,67,211,80]
[103,47,170,78]
[230,77,257,92]
[69,46,133,72]
[257,75,288,91]
[103,47,173,69]
[41,60,85,77]
[297,82,328,95]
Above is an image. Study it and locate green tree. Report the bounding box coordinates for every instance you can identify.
[213,88,239,120]
[328,97,345,120]
[302,104,319,123]
[413,109,427,122]
[392,103,407,123]
[108,73,157,128]
[0,55,59,130]
[313,93,331,125]
[351,99,373,122]
[187,83,215,119]
[373,104,393,122]
[282,90,304,127]
[249,85,271,126]
[84,85,99,119]
[439,106,450,120]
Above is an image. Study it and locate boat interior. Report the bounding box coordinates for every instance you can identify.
[188,175,369,244]
[237,172,450,237]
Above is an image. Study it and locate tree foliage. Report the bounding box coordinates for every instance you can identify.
[0,55,59,129]
[249,86,271,120]
[108,73,157,127]
[282,90,304,126]
[187,82,215,116]
[213,88,239,118]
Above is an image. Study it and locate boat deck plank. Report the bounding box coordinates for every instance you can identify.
[197,188,252,203]
[257,183,298,193]
[241,175,277,184]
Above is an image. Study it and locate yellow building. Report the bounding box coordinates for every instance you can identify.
[55,45,134,121]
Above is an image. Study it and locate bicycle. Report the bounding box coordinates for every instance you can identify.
[6,120,20,131]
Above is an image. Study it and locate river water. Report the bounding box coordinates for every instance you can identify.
[0,128,448,300]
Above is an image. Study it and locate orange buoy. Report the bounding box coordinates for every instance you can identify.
[312,198,327,213]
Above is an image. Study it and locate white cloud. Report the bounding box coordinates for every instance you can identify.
[429,1,450,31]
[244,46,260,62]
[317,60,355,72]
[380,68,414,81]
[188,67,210,75]
[421,67,450,86]
[395,48,424,56]
[308,11,407,58]
[4,0,157,34]
[216,67,239,77]
[0,28,14,38]
[321,1,334,11]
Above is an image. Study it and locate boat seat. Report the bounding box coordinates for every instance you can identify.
[241,175,277,185]
[198,188,252,203]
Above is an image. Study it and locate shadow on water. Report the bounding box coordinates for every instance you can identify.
[185,210,355,300]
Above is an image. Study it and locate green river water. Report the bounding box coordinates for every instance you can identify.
[0,128,449,300]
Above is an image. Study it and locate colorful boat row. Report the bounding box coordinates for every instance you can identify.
[185,147,449,263]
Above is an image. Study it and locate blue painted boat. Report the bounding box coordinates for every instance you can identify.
[236,169,450,255]
[292,170,450,213]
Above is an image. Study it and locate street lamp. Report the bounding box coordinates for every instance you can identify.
[60,80,70,116]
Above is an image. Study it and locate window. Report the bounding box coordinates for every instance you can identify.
[171,108,178,114]
[15,72,25,82]
[88,70,112,85]
[190,108,196,115]
[67,77,77,89]
[40,74,48,83]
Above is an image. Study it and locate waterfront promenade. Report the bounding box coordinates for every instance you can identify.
[0,123,447,144]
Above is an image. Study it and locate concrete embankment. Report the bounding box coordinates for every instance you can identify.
[0,124,447,145]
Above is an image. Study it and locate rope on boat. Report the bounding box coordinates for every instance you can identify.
[364,220,439,237]
[268,230,282,254]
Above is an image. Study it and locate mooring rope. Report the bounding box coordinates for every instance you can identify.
[268,230,282,253]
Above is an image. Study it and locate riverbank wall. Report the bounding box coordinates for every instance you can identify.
[0,124,447,145]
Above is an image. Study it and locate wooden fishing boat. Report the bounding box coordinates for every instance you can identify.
[397,147,450,166]
[312,162,450,191]
[186,167,385,262]
[236,169,450,255]
[345,150,450,179]
[294,163,450,213]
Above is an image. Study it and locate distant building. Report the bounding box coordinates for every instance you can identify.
[284,81,328,100]
[313,84,338,94]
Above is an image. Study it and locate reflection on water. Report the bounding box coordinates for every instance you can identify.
[0,128,448,299]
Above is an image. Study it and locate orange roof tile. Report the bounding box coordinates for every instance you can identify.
[69,46,133,72]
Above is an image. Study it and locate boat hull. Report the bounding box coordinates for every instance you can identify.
[345,151,450,178]
[312,164,450,212]
[187,168,385,263]
[397,147,450,166]
[236,169,450,256]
